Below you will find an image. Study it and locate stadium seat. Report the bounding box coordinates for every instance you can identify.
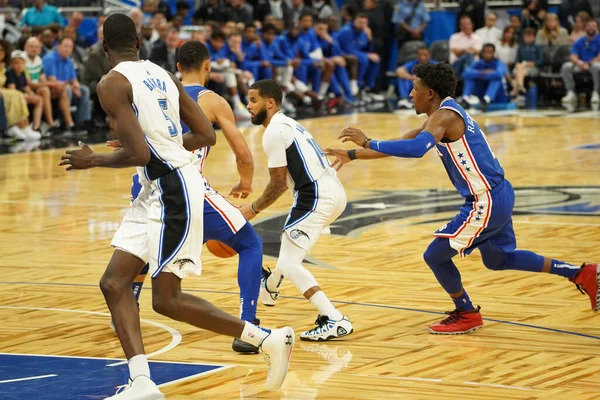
[430,40,450,64]
[539,45,572,103]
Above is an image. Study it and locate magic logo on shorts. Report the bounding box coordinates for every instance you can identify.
[290,229,310,241]
[173,258,195,270]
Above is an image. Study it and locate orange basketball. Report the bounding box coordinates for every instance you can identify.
[206,240,237,258]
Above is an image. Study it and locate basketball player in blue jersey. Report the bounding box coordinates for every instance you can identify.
[241,79,354,341]
[325,62,599,334]
[59,15,293,399]
[112,40,265,355]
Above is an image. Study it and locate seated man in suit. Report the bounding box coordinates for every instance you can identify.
[149,28,179,74]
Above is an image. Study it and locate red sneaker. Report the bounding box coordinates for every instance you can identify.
[570,263,600,312]
[428,306,484,335]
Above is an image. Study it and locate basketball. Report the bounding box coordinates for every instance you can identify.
[206,240,237,258]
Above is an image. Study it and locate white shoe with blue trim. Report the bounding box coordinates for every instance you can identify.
[300,315,353,342]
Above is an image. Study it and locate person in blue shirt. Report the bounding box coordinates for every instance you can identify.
[20,0,64,28]
[337,13,382,100]
[561,19,600,109]
[395,46,436,109]
[42,37,91,131]
[242,24,272,80]
[462,43,509,111]
[313,18,357,102]
[392,0,430,46]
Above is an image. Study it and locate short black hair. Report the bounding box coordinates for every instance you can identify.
[31,25,44,35]
[482,43,496,52]
[413,62,457,99]
[315,18,328,25]
[244,23,256,31]
[58,36,74,45]
[176,1,190,10]
[262,23,276,34]
[299,11,313,21]
[355,12,368,20]
[210,30,226,41]
[178,40,210,71]
[249,79,283,105]
[523,27,536,35]
[104,13,138,51]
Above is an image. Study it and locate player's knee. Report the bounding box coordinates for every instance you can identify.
[152,293,178,317]
[99,274,126,297]
[423,246,438,268]
[480,249,507,271]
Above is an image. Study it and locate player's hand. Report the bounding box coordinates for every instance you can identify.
[324,147,352,171]
[338,127,368,147]
[367,53,380,63]
[106,139,122,151]
[239,203,257,221]
[59,141,94,171]
[230,182,252,199]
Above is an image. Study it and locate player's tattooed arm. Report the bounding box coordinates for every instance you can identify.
[60,72,150,170]
[240,166,288,220]
[169,72,216,150]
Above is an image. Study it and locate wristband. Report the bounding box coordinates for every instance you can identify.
[348,149,357,160]
[362,138,371,149]
[250,202,260,214]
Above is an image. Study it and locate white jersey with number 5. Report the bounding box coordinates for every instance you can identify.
[112,60,194,183]
[263,111,332,193]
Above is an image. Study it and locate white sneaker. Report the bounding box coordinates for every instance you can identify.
[104,376,164,400]
[300,315,353,342]
[464,95,480,107]
[259,268,280,307]
[6,126,26,140]
[366,92,385,102]
[396,98,412,109]
[592,92,599,110]
[281,99,296,114]
[561,91,577,105]
[234,103,251,119]
[24,126,41,140]
[259,326,295,391]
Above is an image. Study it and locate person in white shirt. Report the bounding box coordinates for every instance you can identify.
[449,15,483,75]
[475,12,502,46]
[497,26,518,68]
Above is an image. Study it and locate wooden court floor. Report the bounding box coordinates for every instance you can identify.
[0,111,599,399]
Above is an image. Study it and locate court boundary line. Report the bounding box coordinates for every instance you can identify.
[0,283,598,341]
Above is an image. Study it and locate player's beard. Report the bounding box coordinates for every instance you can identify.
[251,107,268,125]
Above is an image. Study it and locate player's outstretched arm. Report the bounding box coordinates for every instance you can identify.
[239,166,287,220]
[59,72,150,170]
[201,93,254,199]
[169,73,216,150]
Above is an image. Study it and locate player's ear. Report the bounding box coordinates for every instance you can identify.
[176,62,182,73]
[135,36,140,50]
[102,40,108,53]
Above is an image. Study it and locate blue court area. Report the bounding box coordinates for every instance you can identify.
[0,353,225,399]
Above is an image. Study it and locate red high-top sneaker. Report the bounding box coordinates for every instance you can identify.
[428,306,484,335]
[570,263,600,311]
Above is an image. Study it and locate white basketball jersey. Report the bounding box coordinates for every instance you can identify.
[263,111,332,193]
[112,60,194,183]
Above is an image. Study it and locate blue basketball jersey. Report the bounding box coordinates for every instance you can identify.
[181,83,212,175]
[435,97,504,198]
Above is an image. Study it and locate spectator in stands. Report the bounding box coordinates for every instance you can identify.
[260,22,296,101]
[242,23,272,80]
[7,50,44,133]
[570,11,591,43]
[497,26,518,69]
[129,8,144,33]
[151,11,167,36]
[191,29,206,43]
[392,0,430,47]
[176,1,191,20]
[139,24,154,60]
[561,19,600,108]
[43,37,91,132]
[40,28,55,57]
[20,0,64,28]
[143,0,172,22]
[395,46,435,109]
[449,16,482,75]
[559,0,593,31]
[337,13,383,100]
[512,27,543,97]
[364,0,392,89]
[253,0,289,23]
[462,43,508,110]
[340,5,355,26]
[522,0,548,32]
[62,26,85,79]
[510,14,523,42]
[171,15,184,31]
[194,0,233,24]
[313,18,357,102]
[228,0,254,24]
[329,14,360,96]
[328,14,340,36]
[150,28,180,74]
[0,40,40,140]
[457,0,486,31]
[475,11,501,45]
[66,11,87,49]
[536,13,570,46]
[84,24,110,124]
[23,37,61,134]
[312,0,335,20]
[287,0,314,25]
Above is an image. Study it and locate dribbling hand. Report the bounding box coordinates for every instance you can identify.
[324,148,352,171]
[230,182,252,199]
[59,141,94,170]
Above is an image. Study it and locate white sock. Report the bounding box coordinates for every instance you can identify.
[266,268,284,292]
[232,93,242,104]
[318,82,329,97]
[128,354,150,380]
[240,321,270,347]
[350,80,358,95]
[309,291,343,321]
[484,95,491,104]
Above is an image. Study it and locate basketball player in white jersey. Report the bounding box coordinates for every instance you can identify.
[59,15,293,399]
[241,79,353,341]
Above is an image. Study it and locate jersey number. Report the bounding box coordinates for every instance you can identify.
[158,99,178,137]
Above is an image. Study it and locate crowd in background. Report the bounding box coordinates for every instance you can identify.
[0,0,599,141]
